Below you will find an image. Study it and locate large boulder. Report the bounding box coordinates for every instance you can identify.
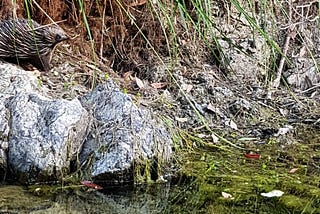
[7,93,89,182]
[0,62,89,183]
[0,62,172,184]
[80,80,172,184]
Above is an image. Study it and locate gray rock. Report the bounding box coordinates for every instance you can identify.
[80,80,172,184]
[0,102,9,180]
[218,36,270,84]
[0,62,172,184]
[0,63,89,183]
[8,93,89,182]
[284,58,320,91]
[0,63,40,96]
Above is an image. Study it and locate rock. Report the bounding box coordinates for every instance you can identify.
[284,58,320,91]
[228,98,253,116]
[219,36,270,84]
[7,94,89,183]
[80,80,172,184]
[0,103,9,180]
[0,62,172,185]
[0,62,89,183]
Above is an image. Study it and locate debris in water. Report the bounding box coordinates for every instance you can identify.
[81,181,103,190]
[222,192,234,199]
[261,190,284,198]
[244,153,261,159]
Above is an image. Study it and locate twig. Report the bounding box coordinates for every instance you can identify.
[272,26,294,89]
[100,0,107,59]
[31,0,55,24]
[300,83,320,94]
[267,0,294,99]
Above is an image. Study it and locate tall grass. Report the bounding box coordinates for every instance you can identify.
[20,0,310,148]
[77,0,98,88]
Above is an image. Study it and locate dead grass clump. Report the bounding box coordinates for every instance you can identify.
[7,1,169,76]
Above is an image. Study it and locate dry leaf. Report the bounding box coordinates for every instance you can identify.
[81,181,103,190]
[151,82,167,89]
[123,71,134,80]
[225,119,238,130]
[211,133,219,143]
[222,192,234,199]
[175,117,188,123]
[135,77,144,89]
[129,0,147,7]
[206,103,216,112]
[244,153,261,159]
[197,134,207,138]
[299,46,306,58]
[289,168,298,174]
[274,125,293,136]
[181,83,193,93]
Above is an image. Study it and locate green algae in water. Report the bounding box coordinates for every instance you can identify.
[0,185,51,212]
[1,125,320,213]
[169,125,320,213]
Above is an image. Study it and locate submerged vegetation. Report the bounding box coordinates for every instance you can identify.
[172,126,320,213]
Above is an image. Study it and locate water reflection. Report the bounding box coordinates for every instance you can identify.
[0,183,172,214]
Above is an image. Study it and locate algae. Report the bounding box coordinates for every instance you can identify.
[168,124,320,213]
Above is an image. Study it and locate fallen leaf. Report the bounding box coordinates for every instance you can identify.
[237,137,258,141]
[211,133,219,143]
[225,119,238,130]
[180,39,188,46]
[129,0,147,6]
[81,181,103,190]
[299,46,306,57]
[261,190,284,198]
[289,168,298,174]
[123,71,134,80]
[175,117,188,123]
[151,82,167,89]
[197,134,207,138]
[222,192,234,199]
[157,175,167,183]
[279,108,288,116]
[274,125,293,136]
[244,153,261,159]
[206,103,216,112]
[181,83,193,93]
[135,77,144,89]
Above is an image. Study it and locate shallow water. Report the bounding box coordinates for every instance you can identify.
[0,184,172,214]
[1,175,319,214]
[1,126,320,213]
